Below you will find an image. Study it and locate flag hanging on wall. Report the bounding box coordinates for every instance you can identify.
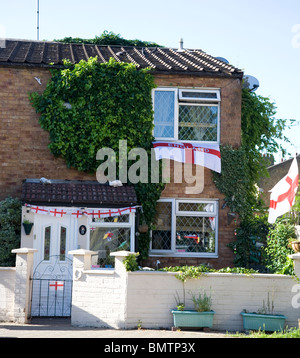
[153,141,221,173]
[268,157,299,224]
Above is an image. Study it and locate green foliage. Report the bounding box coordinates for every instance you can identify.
[162,264,213,282]
[212,146,261,220]
[231,327,300,338]
[0,197,22,266]
[30,57,165,260]
[241,88,293,182]
[30,57,156,173]
[55,30,161,47]
[264,218,296,275]
[215,90,293,271]
[123,253,139,272]
[227,214,270,269]
[161,264,259,279]
[190,289,212,312]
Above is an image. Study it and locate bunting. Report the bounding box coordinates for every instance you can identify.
[25,204,137,218]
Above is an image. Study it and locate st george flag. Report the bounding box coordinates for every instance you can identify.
[268,157,299,224]
[153,141,221,173]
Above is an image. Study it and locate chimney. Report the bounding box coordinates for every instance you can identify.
[178,38,184,52]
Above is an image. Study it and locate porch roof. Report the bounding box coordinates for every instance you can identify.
[21,179,138,208]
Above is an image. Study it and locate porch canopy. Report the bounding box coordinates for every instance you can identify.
[21,178,138,209]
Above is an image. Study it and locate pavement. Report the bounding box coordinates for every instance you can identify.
[0,318,230,339]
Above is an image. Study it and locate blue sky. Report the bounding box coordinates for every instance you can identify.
[1,0,299,163]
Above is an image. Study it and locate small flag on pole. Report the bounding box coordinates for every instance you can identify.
[268,157,299,224]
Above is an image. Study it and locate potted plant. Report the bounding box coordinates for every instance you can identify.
[291,240,300,253]
[171,289,215,329]
[240,292,286,332]
[23,217,33,235]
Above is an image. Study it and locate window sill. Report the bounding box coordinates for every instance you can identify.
[149,252,218,259]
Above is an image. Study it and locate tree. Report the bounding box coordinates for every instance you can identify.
[241,88,293,183]
[54,30,161,47]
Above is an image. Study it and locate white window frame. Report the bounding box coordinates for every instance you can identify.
[178,88,221,102]
[152,87,178,141]
[88,211,136,253]
[150,198,218,258]
[153,87,220,144]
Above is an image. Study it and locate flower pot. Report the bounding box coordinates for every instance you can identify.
[171,310,215,328]
[23,222,33,235]
[240,312,286,332]
[291,241,300,253]
[138,224,148,233]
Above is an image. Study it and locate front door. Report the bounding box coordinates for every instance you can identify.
[31,214,76,317]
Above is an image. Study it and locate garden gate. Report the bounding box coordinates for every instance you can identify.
[31,255,73,317]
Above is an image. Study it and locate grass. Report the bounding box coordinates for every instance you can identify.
[229,327,300,338]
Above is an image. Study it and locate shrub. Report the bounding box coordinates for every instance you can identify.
[264,218,296,275]
[0,197,22,266]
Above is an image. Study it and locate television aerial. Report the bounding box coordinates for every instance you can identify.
[243,75,260,92]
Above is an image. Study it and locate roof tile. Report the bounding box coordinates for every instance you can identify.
[0,39,243,77]
[21,179,138,208]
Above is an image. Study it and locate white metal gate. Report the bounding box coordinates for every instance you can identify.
[31,256,73,317]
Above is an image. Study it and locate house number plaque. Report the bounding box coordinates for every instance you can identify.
[79,225,87,235]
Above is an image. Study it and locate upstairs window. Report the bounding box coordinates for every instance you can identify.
[153,88,220,143]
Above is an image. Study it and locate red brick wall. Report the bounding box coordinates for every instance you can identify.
[0,66,95,199]
[0,66,241,268]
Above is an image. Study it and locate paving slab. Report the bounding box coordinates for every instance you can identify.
[0,318,230,339]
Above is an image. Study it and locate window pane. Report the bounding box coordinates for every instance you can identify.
[44,226,51,260]
[154,91,175,138]
[152,202,172,250]
[178,105,218,142]
[93,214,130,223]
[90,227,131,268]
[60,226,66,261]
[178,202,215,213]
[181,91,218,99]
[176,216,216,253]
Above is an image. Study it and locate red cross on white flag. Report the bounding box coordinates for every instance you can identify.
[268,157,299,224]
[49,281,64,291]
[153,141,221,173]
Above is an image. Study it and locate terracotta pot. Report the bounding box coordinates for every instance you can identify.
[291,241,300,253]
[138,224,149,233]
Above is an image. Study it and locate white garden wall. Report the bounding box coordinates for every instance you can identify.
[1,248,300,332]
[70,250,300,332]
[0,267,15,322]
[0,248,37,324]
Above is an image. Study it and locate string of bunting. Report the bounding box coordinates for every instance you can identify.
[25,203,138,218]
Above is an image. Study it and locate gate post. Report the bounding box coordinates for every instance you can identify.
[11,248,37,323]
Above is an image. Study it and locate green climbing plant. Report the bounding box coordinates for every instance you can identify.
[30,57,165,260]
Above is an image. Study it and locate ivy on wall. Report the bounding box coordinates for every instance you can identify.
[30,57,165,260]
[212,145,261,220]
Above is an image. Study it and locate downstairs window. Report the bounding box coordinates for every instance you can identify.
[151,199,218,257]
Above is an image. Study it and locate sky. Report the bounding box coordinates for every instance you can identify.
[1,0,299,163]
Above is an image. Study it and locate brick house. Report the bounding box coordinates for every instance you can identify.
[0,39,243,287]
